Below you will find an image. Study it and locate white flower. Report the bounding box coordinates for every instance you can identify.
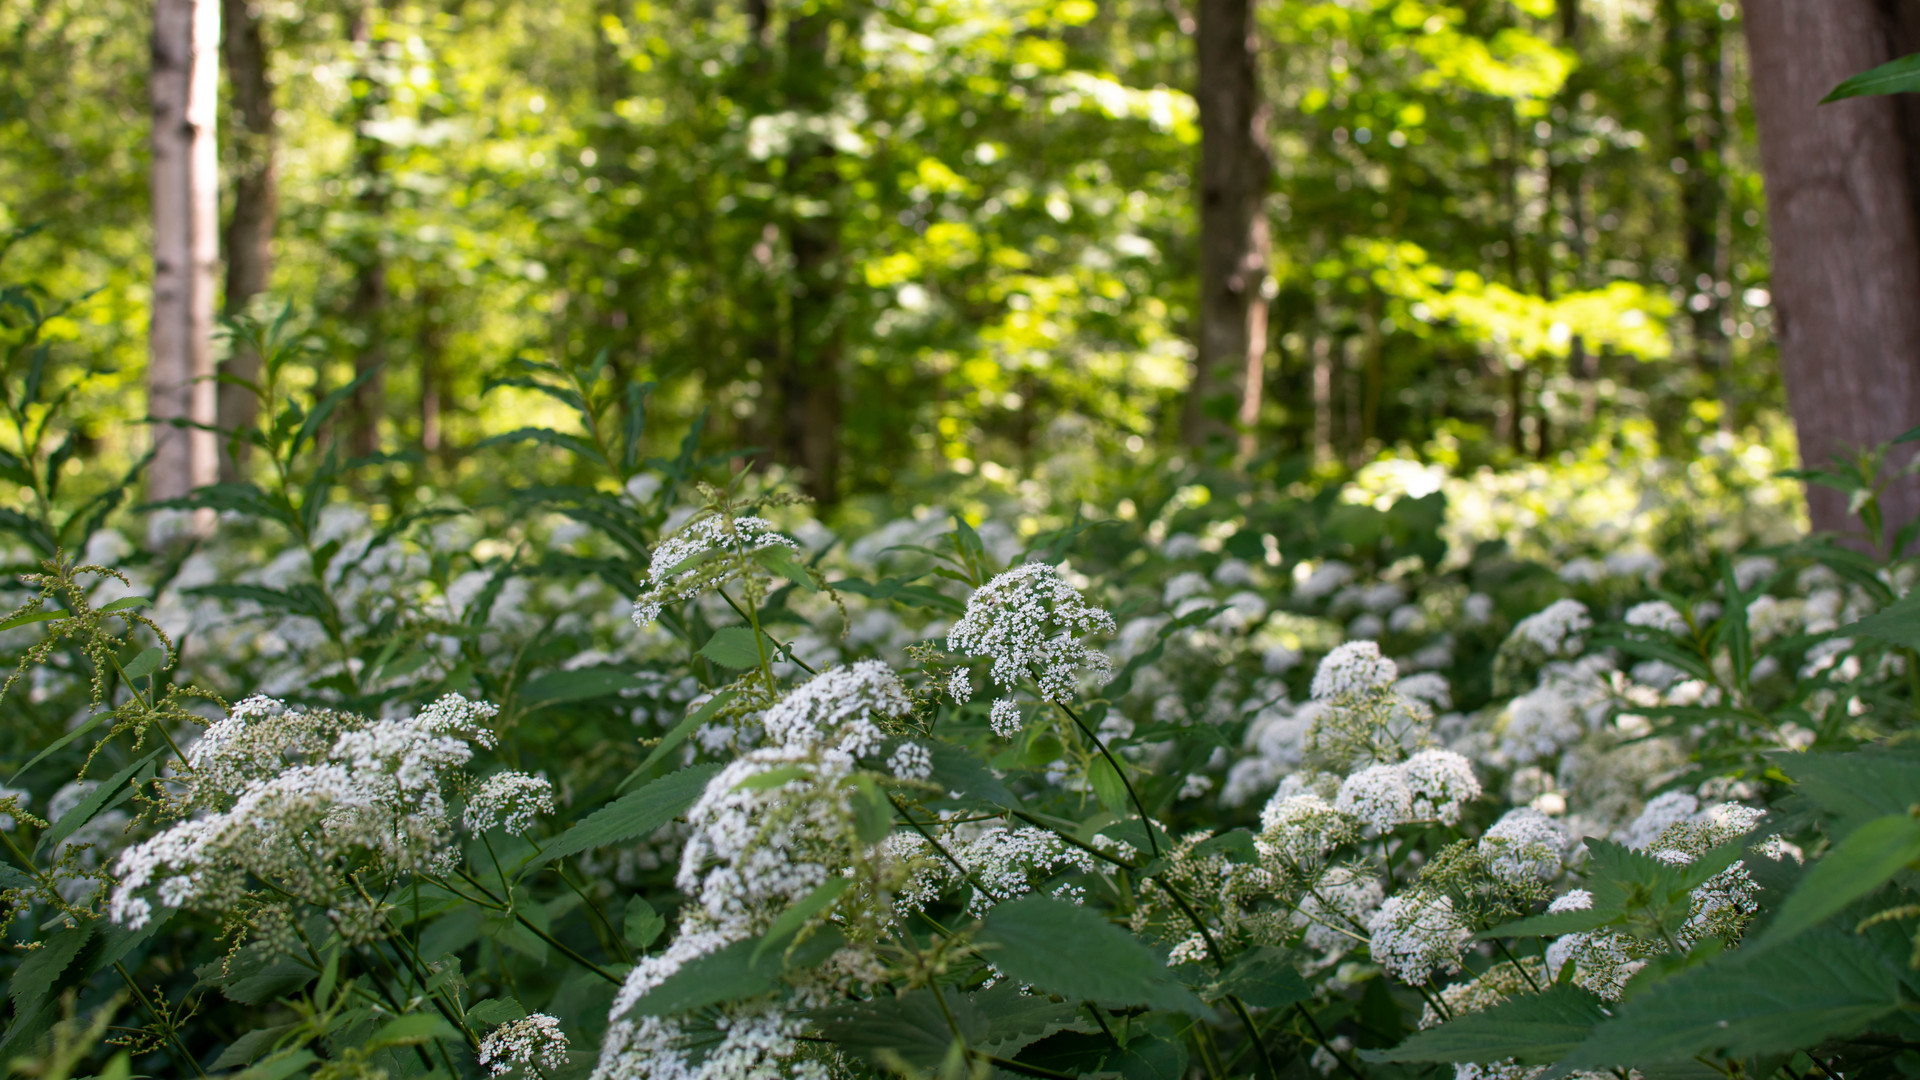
[631,515,798,626]
[989,698,1023,738]
[1295,561,1355,602]
[1394,673,1451,711]
[1624,600,1687,636]
[1617,791,1698,850]
[1400,749,1480,825]
[1478,808,1566,885]
[947,563,1116,720]
[1258,791,1357,865]
[887,742,933,783]
[1369,892,1469,983]
[1297,865,1384,952]
[479,1013,569,1077]
[1311,641,1398,700]
[947,668,973,704]
[1177,773,1214,800]
[949,826,1098,916]
[1510,599,1592,656]
[1335,764,1412,830]
[465,772,556,836]
[761,661,911,759]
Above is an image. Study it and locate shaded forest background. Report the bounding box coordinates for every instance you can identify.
[0,0,1860,526]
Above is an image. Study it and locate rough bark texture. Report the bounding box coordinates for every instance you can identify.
[1743,0,1920,544]
[149,0,221,510]
[1186,0,1273,457]
[779,8,843,503]
[218,0,275,481]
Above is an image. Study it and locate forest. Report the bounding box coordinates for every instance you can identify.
[7,0,1920,1078]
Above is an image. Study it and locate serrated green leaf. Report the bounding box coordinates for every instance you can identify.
[1190,829,1258,865]
[623,928,846,1018]
[1824,52,1920,102]
[620,690,737,791]
[976,895,1208,1016]
[1841,590,1920,650]
[813,988,981,1070]
[1779,749,1920,827]
[699,626,769,669]
[1754,813,1920,950]
[1213,946,1311,1008]
[370,1011,460,1047]
[97,596,150,613]
[209,1023,300,1070]
[529,763,720,866]
[121,645,165,679]
[1550,929,1900,1073]
[1365,983,1608,1065]
[234,1048,318,1080]
[467,997,528,1027]
[36,748,161,858]
[624,897,665,950]
[1088,756,1129,813]
[8,923,93,1017]
[971,983,1097,1057]
[759,547,818,593]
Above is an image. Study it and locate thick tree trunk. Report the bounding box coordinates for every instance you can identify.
[1742,0,1920,545]
[779,8,843,502]
[1186,0,1273,458]
[346,5,388,461]
[149,0,221,513]
[218,0,275,481]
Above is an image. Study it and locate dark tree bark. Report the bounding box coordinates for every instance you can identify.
[1185,0,1273,458]
[346,4,389,461]
[149,0,220,512]
[778,8,844,502]
[218,0,275,481]
[1743,0,1920,544]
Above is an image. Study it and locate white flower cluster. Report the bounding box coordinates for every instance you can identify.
[466,771,558,836]
[479,1013,570,1077]
[631,515,799,626]
[596,664,917,1080]
[109,694,519,933]
[1334,749,1480,830]
[947,825,1099,916]
[1310,641,1398,700]
[1477,808,1566,886]
[1369,892,1470,983]
[946,563,1116,734]
[1623,600,1687,636]
[1509,599,1592,656]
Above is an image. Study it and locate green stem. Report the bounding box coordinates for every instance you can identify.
[1054,700,1160,858]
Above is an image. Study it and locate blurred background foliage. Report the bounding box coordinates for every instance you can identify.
[0,0,1787,530]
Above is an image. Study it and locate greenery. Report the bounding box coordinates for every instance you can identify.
[6,3,1920,1080]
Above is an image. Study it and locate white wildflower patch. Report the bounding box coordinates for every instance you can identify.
[1509,599,1592,656]
[887,741,933,782]
[1311,641,1398,700]
[1368,892,1470,983]
[631,515,799,626]
[1400,749,1481,825]
[1335,764,1413,831]
[949,826,1099,916]
[1296,865,1384,952]
[480,1013,569,1077]
[947,563,1116,734]
[1478,808,1566,885]
[760,661,911,759]
[465,771,557,835]
[1624,600,1687,636]
[110,693,506,934]
[1257,791,1357,865]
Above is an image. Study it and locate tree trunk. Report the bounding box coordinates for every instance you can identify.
[1185,0,1273,458]
[346,4,388,461]
[1742,0,1920,545]
[779,8,843,503]
[1663,0,1730,408]
[218,0,275,481]
[148,0,221,515]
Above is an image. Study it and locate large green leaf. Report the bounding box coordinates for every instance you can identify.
[1212,946,1312,1009]
[698,626,771,669]
[620,690,738,791]
[1753,813,1920,950]
[1825,53,1920,102]
[529,763,720,866]
[813,989,982,1071]
[971,983,1097,1058]
[1365,983,1609,1066]
[35,748,162,857]
[520,665,657,705]
[1779,750,1920,828]
[622,928,846,1018]
[975,895,1208,1016]
[7,923,93,1019]
[1839,590,1920,649]
[1552,929,1901,1073]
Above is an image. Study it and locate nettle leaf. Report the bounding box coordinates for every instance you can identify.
[699,626,770,669]
[753,878,849,962]
[208,1023,301,1070]
[622,690,739,791]
[814,989,982,1071]
[466,997,527,1027]
[757,547,819,593]
[976,895,1208,1016]
[8,923,93,1018]
[121,645,165,679]
[624,897,666,951]
[1552,928,1901,1072]
[530,764,720,866]
[1754,813,1920,950]
[1213,946,1311,1009]
[1190,829,1258,865]
[1780,749,1920,827]
[36,748,162,858]
[971,983,1097,1058]
[1366,983,1609,1066]
[624,929,846,1018]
